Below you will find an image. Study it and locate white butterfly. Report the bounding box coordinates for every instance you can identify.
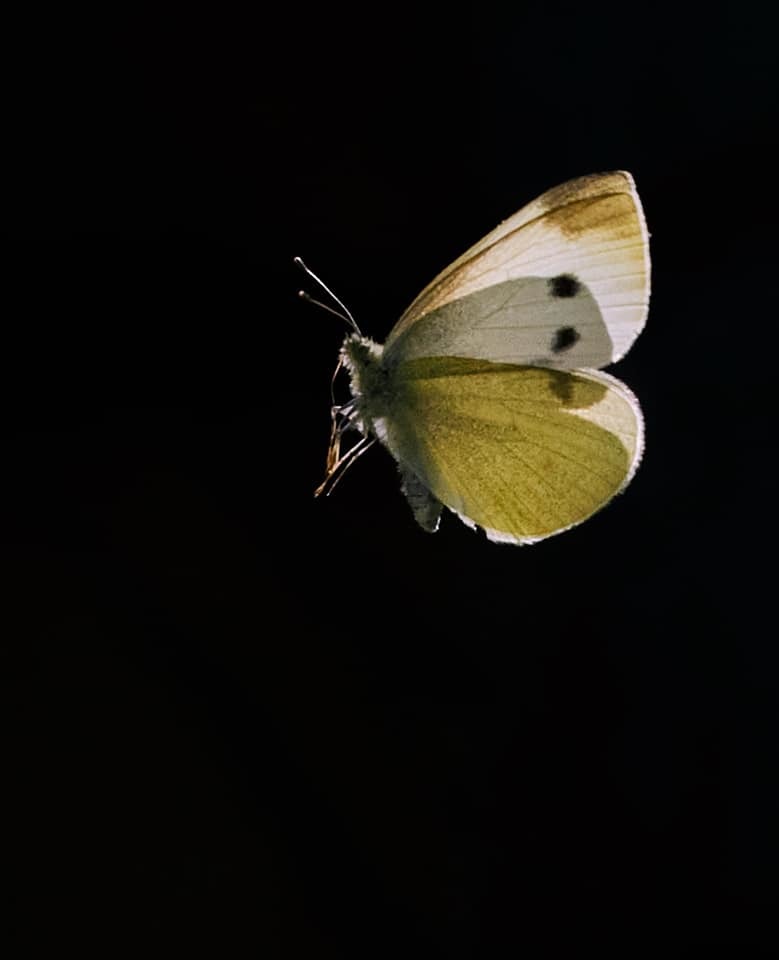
[301,171,650,544]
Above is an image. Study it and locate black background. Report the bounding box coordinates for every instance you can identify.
[8,7,777,956]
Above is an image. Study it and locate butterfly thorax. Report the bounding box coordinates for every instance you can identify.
[341,335,394,435]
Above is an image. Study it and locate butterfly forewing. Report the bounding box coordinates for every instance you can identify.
[383,171,649,371]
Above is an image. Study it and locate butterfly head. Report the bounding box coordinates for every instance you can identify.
[313,335,386,499]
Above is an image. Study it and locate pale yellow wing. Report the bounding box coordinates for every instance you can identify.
[381,356,643,544]
[383,172,649,370]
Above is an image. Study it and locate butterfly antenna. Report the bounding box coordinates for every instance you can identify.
[294,257,362,335]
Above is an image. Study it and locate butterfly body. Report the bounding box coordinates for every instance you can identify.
[319,171,650,545]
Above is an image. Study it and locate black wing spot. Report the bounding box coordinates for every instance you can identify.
[551,326,580,353]
[548,273,581,298]
[547,369,575,403]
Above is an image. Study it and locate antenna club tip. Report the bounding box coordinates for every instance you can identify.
[293,256,303,265]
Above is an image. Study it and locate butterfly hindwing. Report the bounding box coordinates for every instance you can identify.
[382,356,644,544]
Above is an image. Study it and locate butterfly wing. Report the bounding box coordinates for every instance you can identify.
[383,171,649,371]
[382,356,643,544]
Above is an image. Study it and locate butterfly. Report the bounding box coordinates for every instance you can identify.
[299,171,650,545]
